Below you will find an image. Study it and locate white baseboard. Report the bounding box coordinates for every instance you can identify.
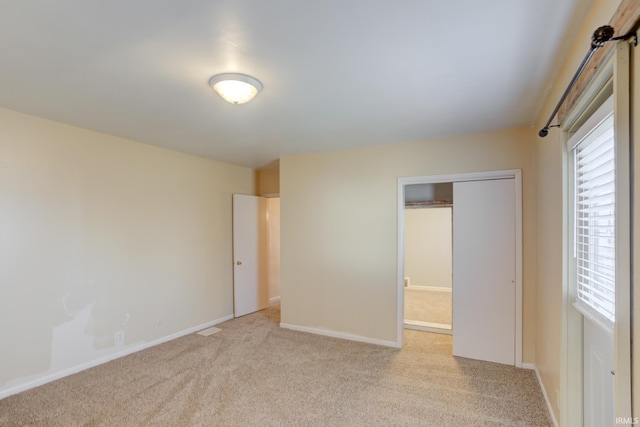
[523,363,559,427]
[269,296,281,305]
[0,313,234,401]
[404,321,452,335]
[280,322,400,348]
[405,285,452,292]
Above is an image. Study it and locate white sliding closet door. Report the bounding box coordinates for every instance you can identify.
[452,178,516,365]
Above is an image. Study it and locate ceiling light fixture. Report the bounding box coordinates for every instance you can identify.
[208,73,263,105]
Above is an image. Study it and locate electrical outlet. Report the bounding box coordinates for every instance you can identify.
[156,319,162,326]
[114,330,124,346]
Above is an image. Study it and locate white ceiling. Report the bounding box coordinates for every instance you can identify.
[0,0,590,169]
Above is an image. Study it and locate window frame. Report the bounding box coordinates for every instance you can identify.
[566,96,615,336]
[560,42,632,424]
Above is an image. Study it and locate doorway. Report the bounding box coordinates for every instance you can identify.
[266,197,281,306]
[397,170,523,367]
[232,194,281,318]
[403,183,453,334]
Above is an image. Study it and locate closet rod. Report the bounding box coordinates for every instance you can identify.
[538,25,636,138]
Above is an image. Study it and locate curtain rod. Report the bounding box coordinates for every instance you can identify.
[538,25,637,138]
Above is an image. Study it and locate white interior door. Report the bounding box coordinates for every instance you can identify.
[233,194,268,317]
[452,178,515,365]
[583,318,614,427]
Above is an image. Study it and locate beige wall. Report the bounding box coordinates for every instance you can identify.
[257,168,280,196]
[404,207,452,288]
[267,197,281,301]
[534,0,624,422]
[633,29,640,419]
[0,107,253,397]
[280,127,536,358]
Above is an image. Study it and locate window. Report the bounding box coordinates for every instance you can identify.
[569,97,615,331]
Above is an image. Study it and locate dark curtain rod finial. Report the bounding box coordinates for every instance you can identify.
[538,124,559,138]
[592,25,615,47]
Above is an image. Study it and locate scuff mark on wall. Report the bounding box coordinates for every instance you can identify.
[50,304,113,372]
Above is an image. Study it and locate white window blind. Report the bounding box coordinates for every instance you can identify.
[572,111,615,325]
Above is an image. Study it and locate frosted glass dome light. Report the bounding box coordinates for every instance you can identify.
[208,73,263,105]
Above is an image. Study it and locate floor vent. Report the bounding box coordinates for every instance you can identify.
[196,327,222,337]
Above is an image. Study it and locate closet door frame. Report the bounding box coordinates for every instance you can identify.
[396,169,523,368]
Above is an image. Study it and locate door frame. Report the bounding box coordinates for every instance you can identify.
[396,169,523,367]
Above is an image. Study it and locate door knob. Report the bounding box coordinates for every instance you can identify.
[236,260,242,265]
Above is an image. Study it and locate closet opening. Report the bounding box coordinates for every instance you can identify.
[396,170,523,367]
[403,183,453,335]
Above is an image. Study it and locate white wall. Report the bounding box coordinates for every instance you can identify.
[0,107,254,397]
[280,126,536,358]
[404,207,452,288]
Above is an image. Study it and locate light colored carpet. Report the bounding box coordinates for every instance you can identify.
[0,305,551,426]
[405,288,452,326]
